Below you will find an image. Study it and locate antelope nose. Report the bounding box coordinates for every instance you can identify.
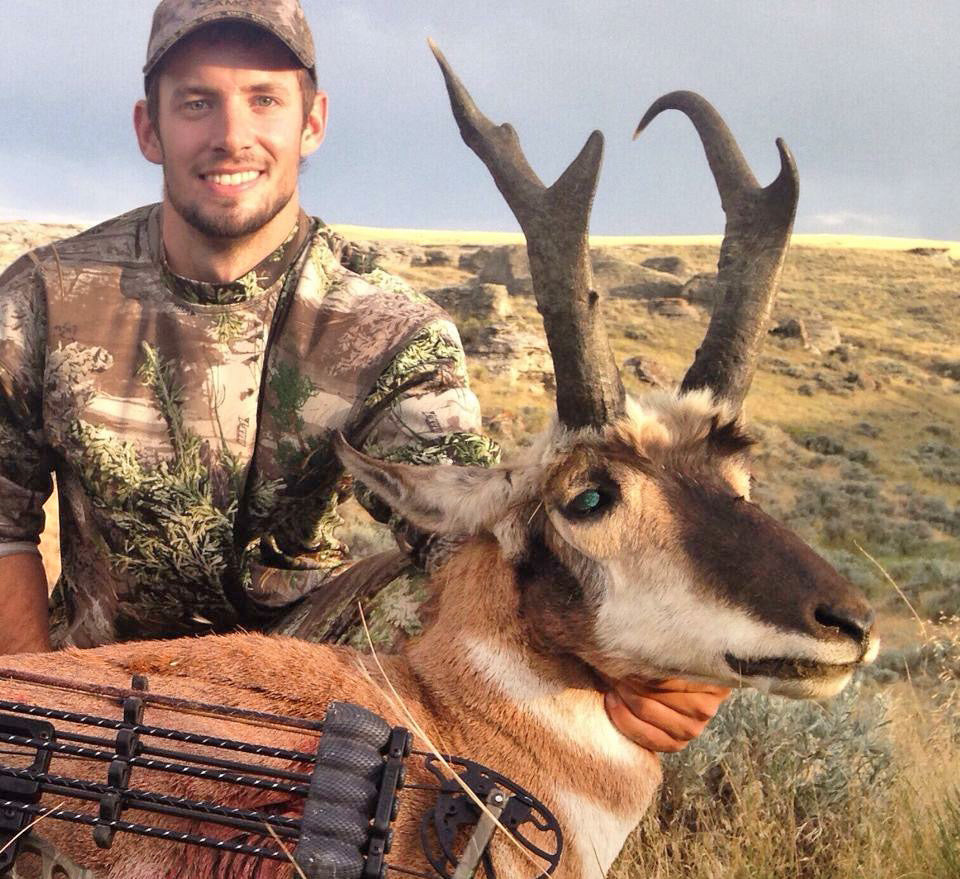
[814,603,875,644]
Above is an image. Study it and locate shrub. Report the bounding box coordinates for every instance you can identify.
[871,617,960,704]
[889,558,960,592]
[927,590,960,621]
[912,443,960,483]
[920,465,960,486]
[839,480,878,498]
[931,359,960,381]
[625,683,896,879]
[846,448,875,465]
[924,424,954,440]
[872,358,909,375]
[819,547,878,593]
[840,461,872,481]
[799,433,846,455]
[904,496,960,536]
[614,621,960,879]
[795,433,873,466]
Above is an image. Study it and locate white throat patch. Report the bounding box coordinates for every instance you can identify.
[463,636,644,768]
[552,787,639,877]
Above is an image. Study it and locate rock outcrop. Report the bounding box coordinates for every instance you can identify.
[623,356,672,389]
[424,282,512,323]
[476,246,532,295]
[0,221,87,272]
[593,251,685,299]
[681,272,723,309]
[648,297,703,319]
[641,255,690,276]
[770,315,842,354]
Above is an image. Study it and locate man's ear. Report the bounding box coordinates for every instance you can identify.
[333,432,516,535]
[134,100,164,166]
[301,90,328,157]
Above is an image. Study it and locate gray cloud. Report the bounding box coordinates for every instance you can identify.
[0,0,957,237]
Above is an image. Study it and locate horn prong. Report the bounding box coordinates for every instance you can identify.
[431,42,625,430]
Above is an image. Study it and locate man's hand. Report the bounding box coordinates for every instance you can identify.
[604,677,731,753]
[0,552,51,654]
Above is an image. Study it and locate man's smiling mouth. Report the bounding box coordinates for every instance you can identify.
[201,171,262,186]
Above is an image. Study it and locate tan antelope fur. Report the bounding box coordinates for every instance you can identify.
[1,48,879,879]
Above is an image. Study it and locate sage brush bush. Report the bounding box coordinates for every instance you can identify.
[625,682,895,879]
[614,622,960,879]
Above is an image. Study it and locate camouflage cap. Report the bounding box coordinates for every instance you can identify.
[144,0,316,80]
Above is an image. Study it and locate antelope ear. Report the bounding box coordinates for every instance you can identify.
[333,432,516,535]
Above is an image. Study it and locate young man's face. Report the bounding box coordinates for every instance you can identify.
[135,32,326,240]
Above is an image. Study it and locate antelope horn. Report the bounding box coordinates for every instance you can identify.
[430,39,626,431]
[636,91,799,410]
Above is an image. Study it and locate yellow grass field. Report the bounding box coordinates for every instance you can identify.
[332,224,960,257]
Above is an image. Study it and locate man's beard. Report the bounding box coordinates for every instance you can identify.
[163,173,294,240]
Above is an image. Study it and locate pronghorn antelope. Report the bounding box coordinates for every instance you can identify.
[0,45,878,879]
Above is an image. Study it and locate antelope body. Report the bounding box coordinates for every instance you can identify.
[2,46,878,879]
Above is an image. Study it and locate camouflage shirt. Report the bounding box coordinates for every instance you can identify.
[0,205,499,647]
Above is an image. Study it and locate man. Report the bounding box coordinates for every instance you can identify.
[0,0,727,751]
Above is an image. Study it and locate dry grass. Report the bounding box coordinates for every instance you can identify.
[331,224,960,258]
[612,619,960,878]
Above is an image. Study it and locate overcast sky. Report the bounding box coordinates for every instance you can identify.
[0,1,957,238]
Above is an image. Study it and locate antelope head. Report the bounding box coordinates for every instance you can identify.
[337,44,878,701]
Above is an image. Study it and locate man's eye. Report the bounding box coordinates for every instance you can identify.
[254,96,278,107]
[184,100,208,112]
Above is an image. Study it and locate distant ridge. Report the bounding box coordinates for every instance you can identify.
[1,218,956,258]
[329,225,960,257]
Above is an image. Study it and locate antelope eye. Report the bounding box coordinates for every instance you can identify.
[564,487,612,518]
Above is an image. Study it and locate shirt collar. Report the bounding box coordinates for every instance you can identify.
[161,214,310,305]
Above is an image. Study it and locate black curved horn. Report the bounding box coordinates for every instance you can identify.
[637,91,800,409]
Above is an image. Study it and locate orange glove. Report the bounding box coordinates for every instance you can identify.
[604,678,731,753]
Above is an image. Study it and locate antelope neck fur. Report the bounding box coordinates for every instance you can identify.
[4,540,655,879]
[409,540,661,877]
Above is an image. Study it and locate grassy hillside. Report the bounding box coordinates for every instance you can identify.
[382,238,960,622]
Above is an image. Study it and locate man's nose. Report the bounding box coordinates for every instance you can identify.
[212,99,254,154]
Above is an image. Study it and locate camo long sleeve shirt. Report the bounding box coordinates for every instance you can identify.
[0,206,499,648]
